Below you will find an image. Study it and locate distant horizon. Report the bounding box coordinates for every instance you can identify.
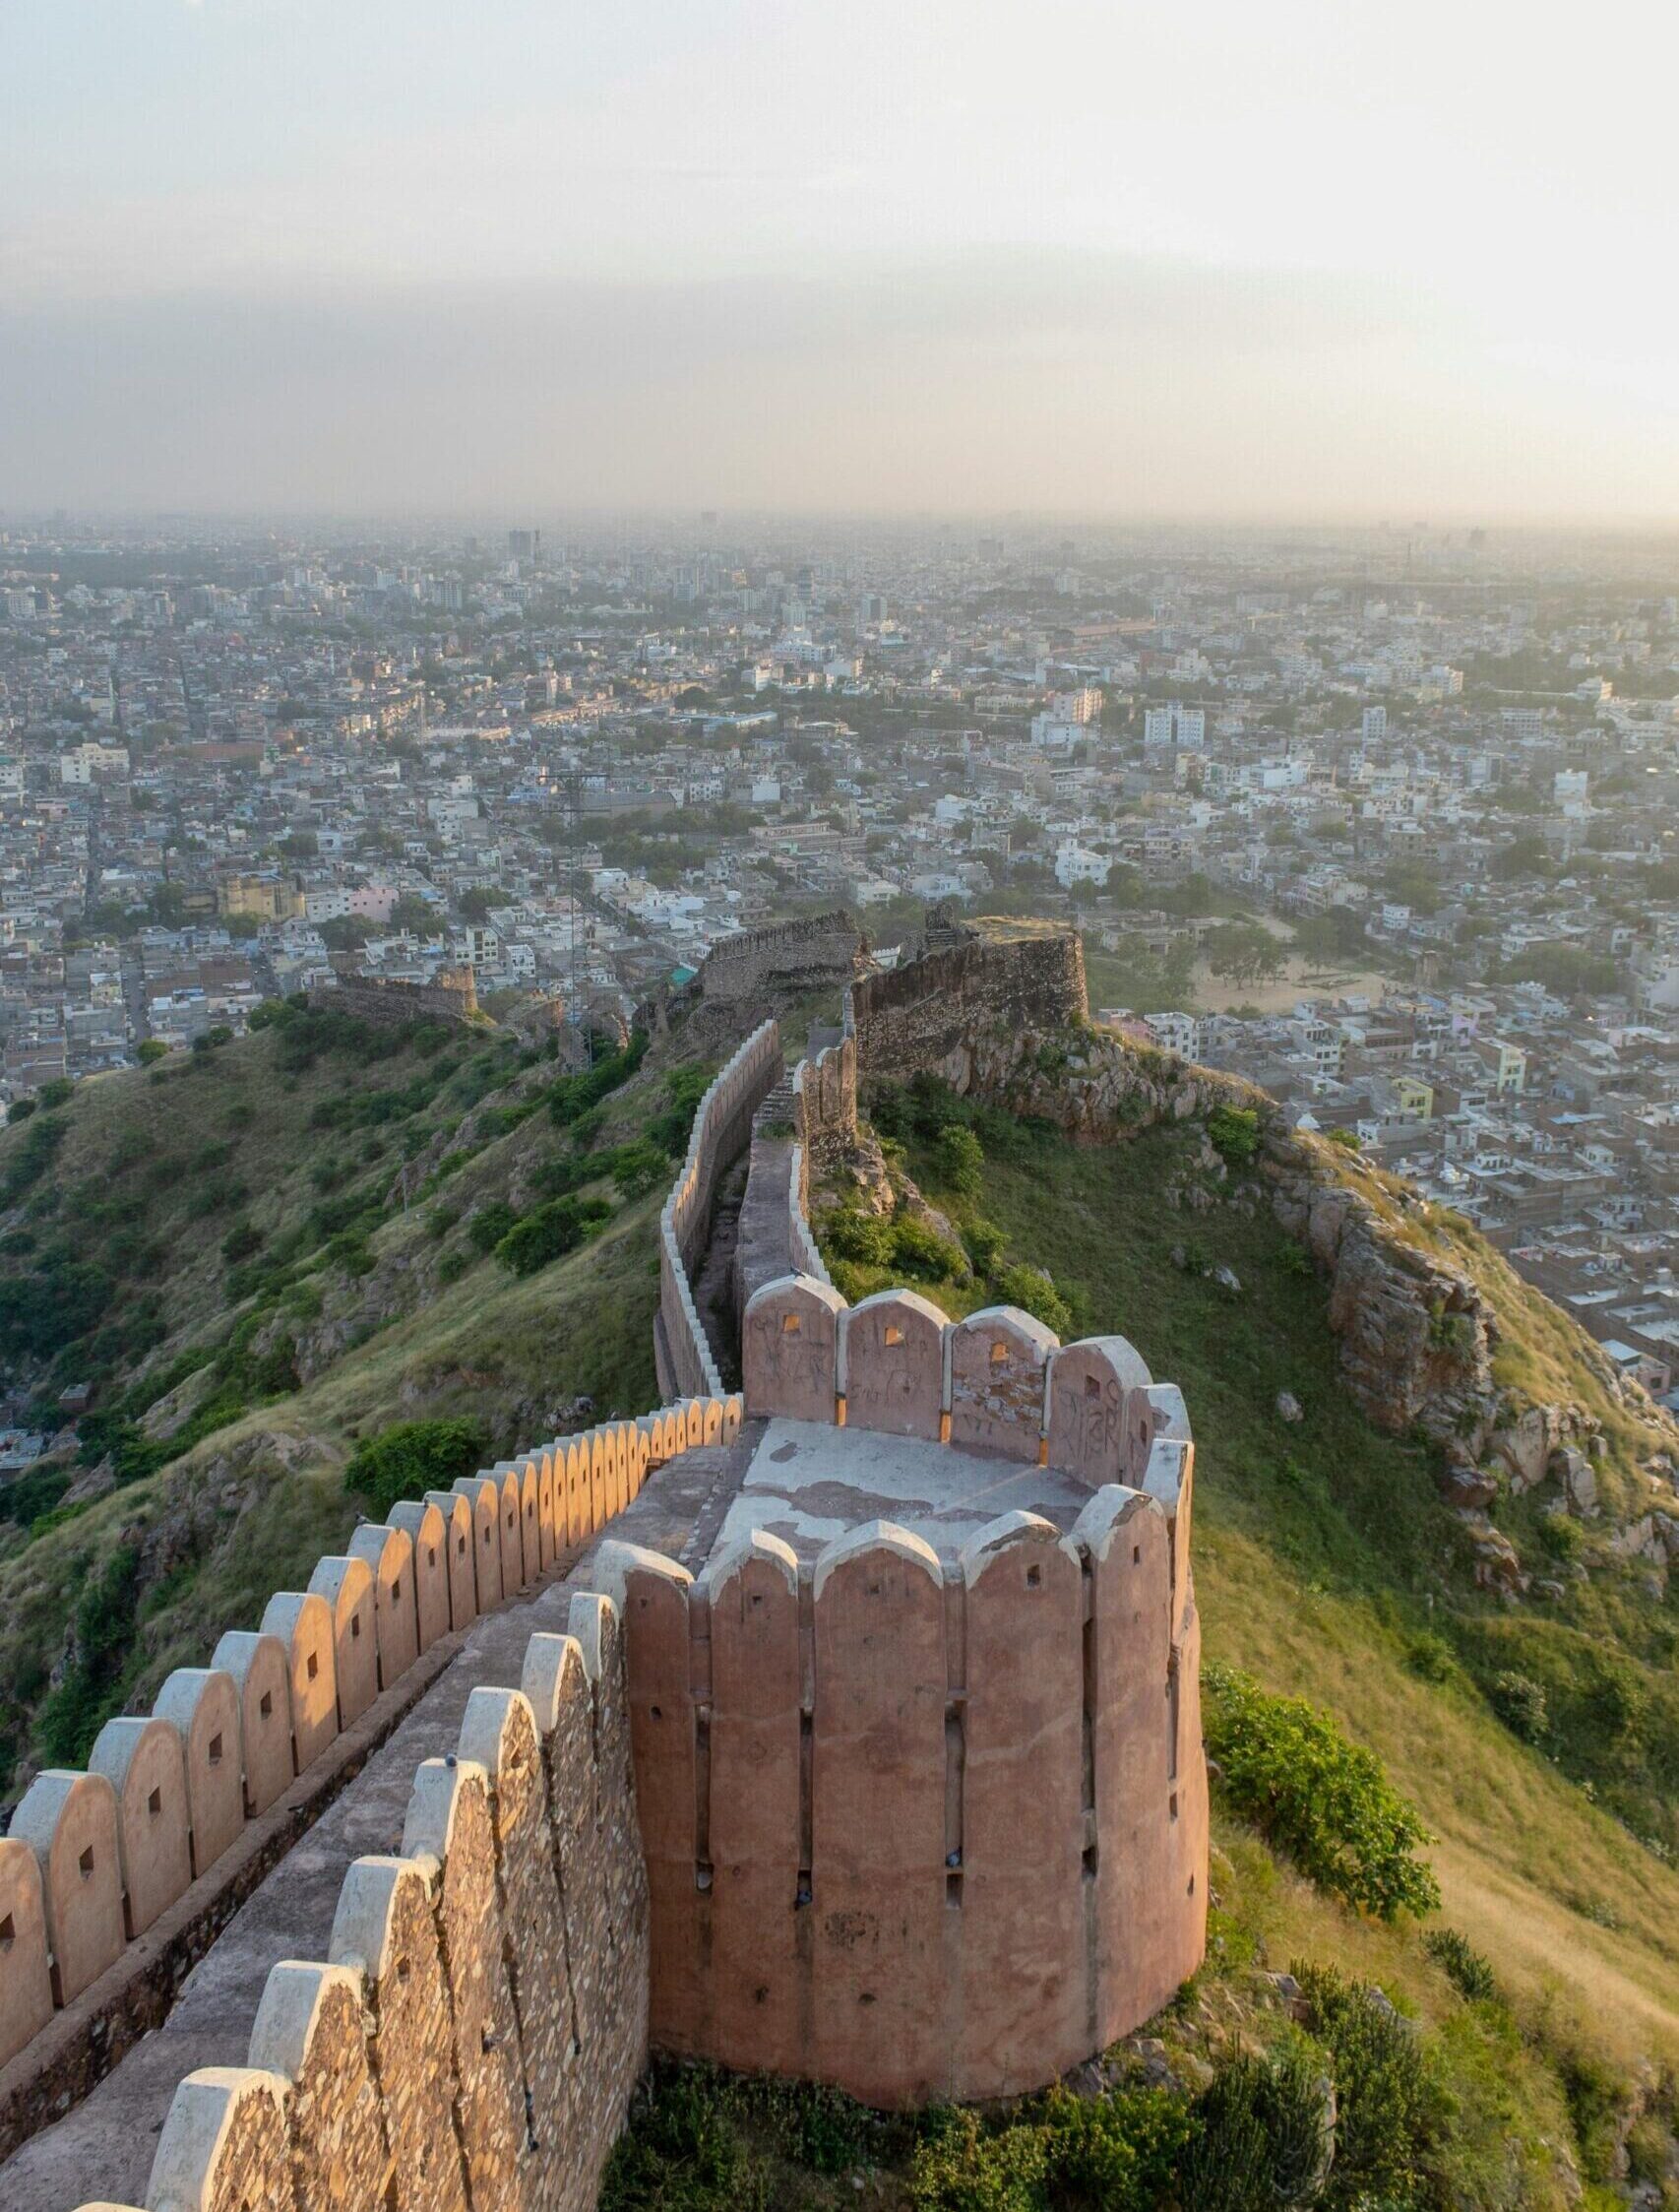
[7,3,1679,520]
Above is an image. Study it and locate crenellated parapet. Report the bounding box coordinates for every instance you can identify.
[0,1398,740,2111]
[56,1585,650,2212]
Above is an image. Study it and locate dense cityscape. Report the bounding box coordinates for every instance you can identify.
[5,519,1679,1432]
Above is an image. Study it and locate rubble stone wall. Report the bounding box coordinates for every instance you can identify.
[316,963,480,1027]
[697,910,866,1006]
[848,917,1087,1083]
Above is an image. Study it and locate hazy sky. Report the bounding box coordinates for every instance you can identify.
[5,0,1678,520]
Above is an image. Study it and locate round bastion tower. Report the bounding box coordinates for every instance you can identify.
[598,1281,1207,2109]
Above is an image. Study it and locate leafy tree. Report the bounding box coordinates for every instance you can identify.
[935,1124,985,1200]
[1206,922,1284,989]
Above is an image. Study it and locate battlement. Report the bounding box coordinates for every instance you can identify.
[849,916,1087,1081]
[696,910,869,1006]
[0,1399,740,2152]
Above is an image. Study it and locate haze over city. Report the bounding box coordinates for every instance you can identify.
[6,0,1679,520]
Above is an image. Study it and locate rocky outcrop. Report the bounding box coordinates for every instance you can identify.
[942,1021,1498,1444]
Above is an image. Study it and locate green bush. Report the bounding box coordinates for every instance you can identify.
[611,1139,670,1199]
[36,1545,141,1763]
[36,1077,75,1110]
[1203,1665,1441,1921]
[962,1216,1007,1276]
[220,1221,264,1266]
[137,1039,169,1064]
[467,1201,519,1253]
[891,1215,966,1282]
[1537,1510,1583,1563]
[1179,2048,1334,2212]
[496,1194,611,1278]
[993,1263,1073,1337]
[821,1207,894,1267]
[343,1418,487,1519]
[1208,1105,1261,1168]
[935,1124,985,1200]
[1422,1926,1498,2002]
[1489,1670,1548,1743]
[1038,2083,1194,2212]
[905,2107,1046,2212]
[1294,1961,1447,2208]
[437,1248,471,1285]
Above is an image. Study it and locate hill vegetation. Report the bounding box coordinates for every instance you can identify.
[0,1000,708,1793]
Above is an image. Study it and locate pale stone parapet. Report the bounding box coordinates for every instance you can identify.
[589,1427,609,1532]
[562,1436,588,1547]
[260,1591,339,1774]
[307,1555,378,1731]
[346,1522,420,1693]
[89,1715,193,1940]
[0,1835,55,2064]
[247,1961,386,2212]
[145,2064,295,2212]
[458,1688,574,2198]
[492,1467,526,1591]
[840,1287,947,1440]
[400,1760,528,2210]
[721,1392,743,1443]
[534,1448,558,1570]
[810,1519,947,2105]
[387,1499,452,1654]
[1046,1334,1151,1487]
[742,1274,845,1422]
[702,1398,723,1447]
[452,1475,503,1611]
[210,1631,294,1818]
[10,1770,125,2006]
[329,1858,469,2212]
[947,1305,1058,1461]
[153,1669,244,1879]
[421,1490,477,1633]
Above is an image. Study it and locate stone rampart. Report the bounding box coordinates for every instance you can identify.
[0,1398,742,2145]
[54,1583,650,2212]
[316,963,480,1027]
[848,917,1086,1084]
[790,1002,858,1162]
[657,1020,782,1398]
[596,1463,1205,2107]
[697,911,867,1007]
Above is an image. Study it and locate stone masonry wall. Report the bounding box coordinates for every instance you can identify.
[697,911,868,1006]
[317,963,480,1027]
[657,1020,782,1399]
[1,1397,743,2152]
[57,1582,652,2212]
[848,917,1087,1084]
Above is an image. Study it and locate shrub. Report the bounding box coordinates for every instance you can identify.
[1208,1104,1261,1168]
[1178,2048,1333,2212]
[1038,2083,1194,2212]
[1423,1926,1498,2002]
[821,1207,894,1267]
[904,2106,1046,2212]
[1537,1509,1582,1563]
[496,1194,611,1277]
[437,1248,471,1285]
[467,1201,520,1253]
[993,1262,1073,1337]
[1489,1670,1548,1743]
[137,1039,169,1065]
[1294,1961,1448,2208]
[1404,1631,1456,1683]
[935,1124,985,1200]
[343,1417,487,1519]
[962,1216,1007,1276]
[1203,1665,1441,1921]
[36,1545,141,1764]
[36,1077,75,1110]
[220,1221,264,1266]
[611,1139,669,1199]
[891,1215,966,1283]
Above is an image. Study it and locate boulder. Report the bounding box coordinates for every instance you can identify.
[1275,1391,1304,1424]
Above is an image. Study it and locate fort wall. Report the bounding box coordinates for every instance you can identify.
[56,1582,650,2212]
[656,1019,782,1398]
[697,910,866,1007]
[315,962,480,1027]
[848,917,1086,1084]
[0,1399,741,2149]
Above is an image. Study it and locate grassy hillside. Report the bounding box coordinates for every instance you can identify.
[0,1002,703,1796]
[787,1082,1679,2208]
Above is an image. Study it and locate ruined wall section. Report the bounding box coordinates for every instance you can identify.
[1,1401,743,2142]
[848,917,1087,1084]
[790,996,858,1165]
[698,911,868,1007]
[315,963,480,1027]
[59,1590,651,2212]
[657,1020,782,1398]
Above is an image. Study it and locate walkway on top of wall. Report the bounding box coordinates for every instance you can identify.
[0,1436,757,2212]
